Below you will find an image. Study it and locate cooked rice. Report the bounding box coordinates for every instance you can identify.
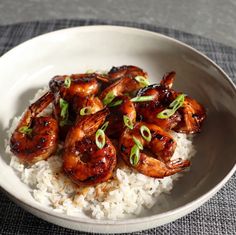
[5,88,196,219]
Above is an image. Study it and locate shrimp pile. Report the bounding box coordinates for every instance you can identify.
[10,65,206,186]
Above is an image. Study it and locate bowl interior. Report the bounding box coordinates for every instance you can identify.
[0,26,235,220]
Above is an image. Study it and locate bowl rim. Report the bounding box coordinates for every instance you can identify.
[0,25,235,226]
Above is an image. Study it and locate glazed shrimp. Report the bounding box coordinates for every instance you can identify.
[136,72,206,133]
[173,96,206,133]
[53,94,105,141]
[136,84,181,130]
[49,73,105,137]
[10,92,59,164]
[49,73,103,101]
[108,65,147,82]
[100,65,148,101]
[106,96,136,138]
[63,108,117,186]
[119,122,190,178]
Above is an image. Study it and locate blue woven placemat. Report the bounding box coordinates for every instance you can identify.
[0,19,235,235]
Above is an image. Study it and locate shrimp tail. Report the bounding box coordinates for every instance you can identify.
[167,158,190,169]
[160,71,176,89]
[16,91,54,129]
[163,158,190,177]
[76,107,109,135]
[29,91,54,117]
[64,108,109,148]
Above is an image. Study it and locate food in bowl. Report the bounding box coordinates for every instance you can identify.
[6,65,206,219]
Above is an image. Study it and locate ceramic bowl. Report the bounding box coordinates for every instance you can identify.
[0,26,235,233]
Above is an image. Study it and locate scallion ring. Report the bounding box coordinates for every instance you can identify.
[131,95,154,102]
[95,129,106,149]
[140,125,152,142]
[100,121,109,132]
[132,136,143,150]
[169,94,186,109]
[130,144,140,166]
[134,76,149,87]
[108,99,123,107]
[123,115,134,129]
[80,106,92,116]
[157,94,186,119]
[64,76,71,88]
[156,108,175,119]
[103,91,116,105]
[19,126,32,135]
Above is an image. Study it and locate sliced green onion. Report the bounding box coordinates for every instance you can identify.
[130,144,140,166]
[95,129,106,149]
[100,121,109,132]
[59,98,69,119]
[134,76,149,87]
[157,94,186,119]
[19,126,32,135]
[80,106,92,116]
[131,95,154,102]
[59,98,69,126]
[132,136,143,150]
[140,125,152,142]
[123,115,133,129]
[103,91,116,105]
[108,99,123,107]
[64,76,71,88]
[156,108,175,119]
[169,94,186,109]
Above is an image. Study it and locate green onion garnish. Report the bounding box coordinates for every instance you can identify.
[59,98,69,119]
[95,129,106,149]
[108,99,123,107]
[134,76,149,87]
[19,126,32,135]
[59,98,69,126]
[80,106,92,116]
[130,144,140,166]
[132,136,143,150]
[156,109,175,119]
[64,76,71,88]
[169,94,186,109]
[157,94,186,119]
[103,91,116,105]
[100,121,109,132]
[123,115,134,129]
[140,125,152,142]
[131,95,154,102]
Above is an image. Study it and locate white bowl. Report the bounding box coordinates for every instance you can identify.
[0,26,235,233]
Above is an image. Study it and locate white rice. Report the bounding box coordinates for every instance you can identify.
[5,88,196,220]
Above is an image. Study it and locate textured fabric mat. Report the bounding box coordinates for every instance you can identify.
[0,19,235,235]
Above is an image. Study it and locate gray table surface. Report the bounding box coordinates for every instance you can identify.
[0,0,236,49]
